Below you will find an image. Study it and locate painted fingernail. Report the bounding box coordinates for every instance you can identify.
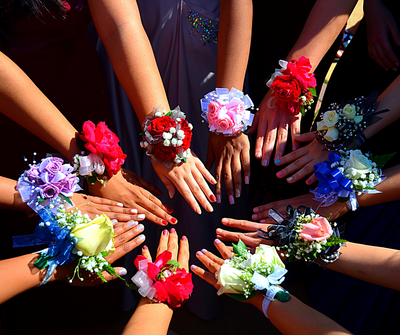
[181,235,187,241]
[191,264,197,270]
[229,195,235,205]
[163,229,168,236]
[170,228,176,234]
[262,159,268,167]
[119,268,127,276]
[252,214,257,220]
[274,159,280,164]
[111,219,118,225]
[197,251,203,256]
[294,134,301,137]
[216,228,222,233]
[235,189,241,198]
[138,234,145,241]
[142,245,148,250]
[130,209,138,214]
[201,249,207,253]
[215,239,221,243]
[254,207,259,213]
[137,214,146,219]
[287,177,293,182]
[245,176,250,184]
[168,189,175,198]
[117,202,123,207]
[216,194,221,204]
[276,171,283,178]
[293,146,299,151]
[128,220,138,227]
[210,194,217,202]
[137,224,144,231]
[260,219,267,223]
[162,220,168,226]
[170,218,177,224]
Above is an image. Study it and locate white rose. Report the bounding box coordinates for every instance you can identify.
[343,104,356,120]
[215,262,246,295]
[344,149,373,179]
[354,115,363,124]
[324,127,339,142]
[323,110,339,127]
[317,121,328,131]
[256,245,285,269]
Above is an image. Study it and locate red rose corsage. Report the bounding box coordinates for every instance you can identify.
[266,57,317,116]
[132,251,194,308]
[140,106,193,168]
[74,121,126,184]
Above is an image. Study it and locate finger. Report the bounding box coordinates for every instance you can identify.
[213,239,233,259]
[195,155,217,185]
[255,109,268,159]
[138,188,177,224]
[113,221,144,248]
[290,116,302,151]
[247,109,259,135]
[276,155,312,180]
[199,247,225,266]
[141,245,152,262]
[167,227,179,260]
[191,165,216,209]
[185,173,213,213]
[232,150,242,200]
[106,234,146,264]
[190,265,218,287]
[253,203,287,221]
[178,235,189,272]
[205,142,216,171]
[375,39,397,69]
[100,267,128,282]
[274,118,289,162]
[222,155,235,205]
[241,143,251,185]
[156,229,169,257]
[285,163,315,184]
[155,169,177,200]
[78,194,124,207]
[122,168,163,196]
[275,146,308,167]
[134,206,170,227]
[221,217,259,231]
[214,154,223,204]
[196,250,221,274]
[261,114,278,167]
[215,229,264,248]
[306,172,318,185]
[135,174,164,196]
[173,177,202,215]
[293,131,315,142]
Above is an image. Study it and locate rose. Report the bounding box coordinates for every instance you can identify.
[344,149,373,179]
[40,182,61,199]
[324,127,339,142]
[322,110,339,127]
[207,101,223,121]
[299,217,333,242]
[215,262,247,295]
[153,143,178,161]
[343,104,356,120]
[256,244,285,269]
[40,157,64,179]
[80,121,120,156]
[59,174,79,196]
[177,119,192,150]
[285,56,317,88]
[148,116,176,139]
[354,115,363,124]
[270,75,302,114]
[316,121,328,131]
[26,165,40,182]
[71,214,115,256]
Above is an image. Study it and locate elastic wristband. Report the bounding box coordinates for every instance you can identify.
[262,286,290,319]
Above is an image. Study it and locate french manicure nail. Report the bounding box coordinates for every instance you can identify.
[216,194,221,204]
[274,159,280,165]
[117,202,123,207]
[128,220,138,227]
[262,159,268,166]
[229,195,235,205]
[210,194,217,202]
[119,268,127,276]
[130,209,138,214]
[197,251,203,256]
[201,249,207,253]
[138,234,145,241]
[137,224,144,231]
[170,218,177,224]
[191,264,197,270]
[162,220,168,226]
[182,235,187,241]
[235,189,241,198]
[215,238,221,243]
[163,229,168,236]
[137,214,145,219]
[170,228,176,234]
[245,176,250,184]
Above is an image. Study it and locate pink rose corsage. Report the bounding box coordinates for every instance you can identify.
[257,205,346,264]
[74,121,126,185]
[266,57,317,116]
[140,106,193,168]
[132,251,194,308]
[200,88,254,136]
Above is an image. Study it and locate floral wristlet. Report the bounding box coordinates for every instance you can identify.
[74,121,126,185]
[140,106,193,168]
[266,57,317,116]
[132,251,194,308]
[200,87,254,136]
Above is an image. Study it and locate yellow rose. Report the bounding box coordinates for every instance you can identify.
[256,245,285,269]
[215,263,246,295]
[322,110,339,127]
[324,127,339,142]
[71,214,116,256]
[343,104,356,120]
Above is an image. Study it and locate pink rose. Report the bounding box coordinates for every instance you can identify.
[228,101,245,117]
[299,217,332,242]
[207,101,223,123]
[214,113,235,132]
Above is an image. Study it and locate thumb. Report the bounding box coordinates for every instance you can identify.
[101,267,127,282]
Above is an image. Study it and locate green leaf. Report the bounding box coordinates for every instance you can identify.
[38,198,45,203]
[232,240,247,257]
[139,132,145,136]
[96,271,108,283]
[166,111,172,116]
[60,194,73,207]
[369,152,397,169]
[308,87,317,97]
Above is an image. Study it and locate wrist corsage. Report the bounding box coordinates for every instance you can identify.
[200,87,254,136]
[13,205,123,285]
[215,240,289,302]
[17,155,81,213]
[266,57,317,116]
[312,150,394,210]
[132,251,194,308]
[140,106,193,167]
[257,206,346,264]
[74,121,127,185]
[315,91,389,150]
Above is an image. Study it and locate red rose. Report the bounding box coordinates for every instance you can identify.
[285,57,316,88]
[148,116,176,139]
[153,143,178,161]
[103,146,127,177]
[177,119,192,150]
[270,75,302,114]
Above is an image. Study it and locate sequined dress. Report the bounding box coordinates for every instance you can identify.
[96,0,251,320]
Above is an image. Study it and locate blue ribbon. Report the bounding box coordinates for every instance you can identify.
[314,153,352,197]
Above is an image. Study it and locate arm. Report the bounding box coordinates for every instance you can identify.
[0,176,29,211]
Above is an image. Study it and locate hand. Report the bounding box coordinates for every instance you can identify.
[252,193,349,223]
[55,219,146,286]
[365,0,400,70]
[275,132,329,185]
[70,193,146,222]
[216,218,272,248]
[248,90,301,167]
[88,168,176,226]
[152,152,217,214]
[206,132,250,204]
[141,228,189,272]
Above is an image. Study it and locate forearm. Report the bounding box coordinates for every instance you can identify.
[286,0,356,70]
[0,52,80,161]
[328,242,400,291]
[89,0,169,126]
[215,0,252,90]
[122,298,173,335]
[0,176,30,211]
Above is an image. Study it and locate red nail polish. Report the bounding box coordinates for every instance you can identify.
[170,228,176,234]
[210,194,217,202]
[170,218,177,224]
[163,229,168,236]
[276,171,282,178]
[142,245,148,250]
[181,235,187,241]
[162,220,168,225]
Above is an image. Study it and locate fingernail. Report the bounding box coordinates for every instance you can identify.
[215,238,221,243]
[276,171,283,178]
[181,235,187,241]
[162,220,168,226]
[274,159,280,165]
[201,248,207,253]
[191,264,197,270]
[207,204,214,213]
[137,224,144,231]
[117,202,123,207]
[254,207,259,213]
[170,228,176,234]
[216,194,221,204]
[235,189,241,198]
[210,194,217,202]
[216,228,222,233]
[165,205,174,213]
[119,268,127,276]
[197,251,203,256]
[256,151,262,159]
[252,214,257,220]
[137,214,145,219]
[260,219,267,223]
[293,146,299,151]
[168,189,175,198]
[138,234,145,241]
[130,209,138,214]
[111,219,118,225]
[196,206,202,215]
[163,229,168,236]
[262,159,268,167]
[229,195,235,205]
[142,245,148,250]
[287,177,293,182]
[170,218,177,224]
[128,220,138,227]
[294,134,300,137]
[245,176,250,184]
